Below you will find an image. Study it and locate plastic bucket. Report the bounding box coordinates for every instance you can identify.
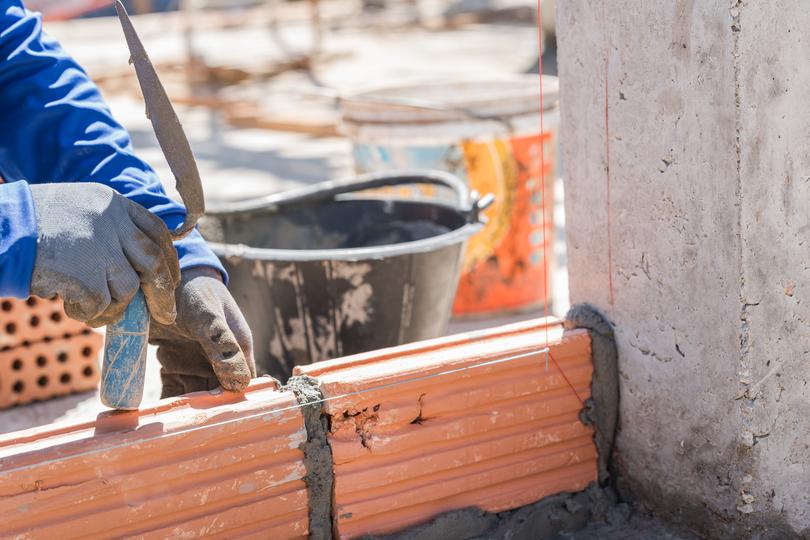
[199,171,491,380]
[340,75,560,317]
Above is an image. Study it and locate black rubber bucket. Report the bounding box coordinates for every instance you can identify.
[200,171,492,380]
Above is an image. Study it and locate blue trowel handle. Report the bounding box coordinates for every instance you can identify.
[100,289,150,410]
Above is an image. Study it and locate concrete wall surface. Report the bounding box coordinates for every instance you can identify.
[559,1,810,537]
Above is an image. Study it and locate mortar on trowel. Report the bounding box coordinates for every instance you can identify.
[200,171,493,381]
[100,2,205,410]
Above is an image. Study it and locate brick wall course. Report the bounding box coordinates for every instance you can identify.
[295,318,597,538]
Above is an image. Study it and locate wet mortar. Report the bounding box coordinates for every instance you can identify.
[563,304,619,486]
[360,485,698,540]
[286,375,335,540]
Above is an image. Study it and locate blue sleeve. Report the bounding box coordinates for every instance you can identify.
[0,181,37,298]
[0,1,225,292]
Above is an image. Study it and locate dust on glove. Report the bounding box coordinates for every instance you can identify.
[149,266,256,397]
[29,182,180,327]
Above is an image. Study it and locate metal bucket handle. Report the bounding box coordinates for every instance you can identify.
[206,170,494,224]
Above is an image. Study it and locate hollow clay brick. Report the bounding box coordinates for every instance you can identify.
[294,317,597,539]
[0,296,87,350]
[0,379,309,539]
[0,330,102,409]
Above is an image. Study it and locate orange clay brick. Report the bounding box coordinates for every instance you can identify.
[0,296,87,351]
[0,330,101,409]
[0,379,309,540]
[295,317,597,539]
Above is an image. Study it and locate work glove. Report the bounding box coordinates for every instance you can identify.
[149,266,256,397]
[29,183,180,327]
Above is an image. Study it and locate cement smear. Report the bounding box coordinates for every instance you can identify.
[361,486,698,540]
[286,375,334,540]
[564,304,619,486]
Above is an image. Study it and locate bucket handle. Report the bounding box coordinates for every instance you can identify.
[206,170,494,223]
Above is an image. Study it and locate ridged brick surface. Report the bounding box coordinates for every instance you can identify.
[0,330,102,409]
[0,379,309,539]
[0,297,86,350]
[295,318,596,538]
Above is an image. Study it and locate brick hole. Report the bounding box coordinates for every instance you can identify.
[50,311,62,323]
[43,336,52,343]
[57,352,68,363]
[12,381,23,393]
[5,322,16,334]
[81,346,93,358]
[36,355,46,367]
[30,315,40,328]
[62,333,71,339]
[21,340,30,347]
[82,366,94,378]
[25,297,37,307]
[60,373,71,384]
[81,329,91,336]
[0,300,12,312]
[11,359,22,371]
[37,375,48,387]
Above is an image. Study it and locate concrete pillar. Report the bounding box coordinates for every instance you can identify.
[558,1,810,537]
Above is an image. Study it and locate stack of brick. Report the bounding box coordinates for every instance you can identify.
[0,296,102,409]
[0,318,602,539]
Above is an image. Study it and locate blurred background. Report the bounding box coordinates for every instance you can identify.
[0,0,564,430]
[34,0,566,315]
[29,0,555,194]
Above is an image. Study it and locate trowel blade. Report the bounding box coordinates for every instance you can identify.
[115,0,204,238]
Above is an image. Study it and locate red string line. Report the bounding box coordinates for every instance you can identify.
[548,350,585,405]
[602,0,615,308]
[535,2,585,408]
[536,0,550,365]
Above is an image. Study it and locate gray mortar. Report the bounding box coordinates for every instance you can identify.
[286,375,334,540]
[563,304,619,487]
[361,485,697,540]
[358,486,600,540]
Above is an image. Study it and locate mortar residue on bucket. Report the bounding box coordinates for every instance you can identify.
[201,172,485,381]
[340,76,560,318]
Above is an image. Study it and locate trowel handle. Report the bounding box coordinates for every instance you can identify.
[100,289,149,410]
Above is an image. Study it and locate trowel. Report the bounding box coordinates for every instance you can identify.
[100,1,205,409]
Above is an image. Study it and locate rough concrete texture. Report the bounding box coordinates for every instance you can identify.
[559,1,810,537]
[287,375,335,540]
[564,304,618,486]
[362,485,697,540]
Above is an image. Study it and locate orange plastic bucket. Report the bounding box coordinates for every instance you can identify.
[341,76,559,317]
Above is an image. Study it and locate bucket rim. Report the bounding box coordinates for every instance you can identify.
[205,169,472,215]
[207,221,483,262]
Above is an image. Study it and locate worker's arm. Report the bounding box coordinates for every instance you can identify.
[0,1,225,295]
[0,2,254,393]
[0,182,38,298]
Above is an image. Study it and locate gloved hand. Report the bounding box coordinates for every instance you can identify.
[149,266,256,398]
[29,183,180,327]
